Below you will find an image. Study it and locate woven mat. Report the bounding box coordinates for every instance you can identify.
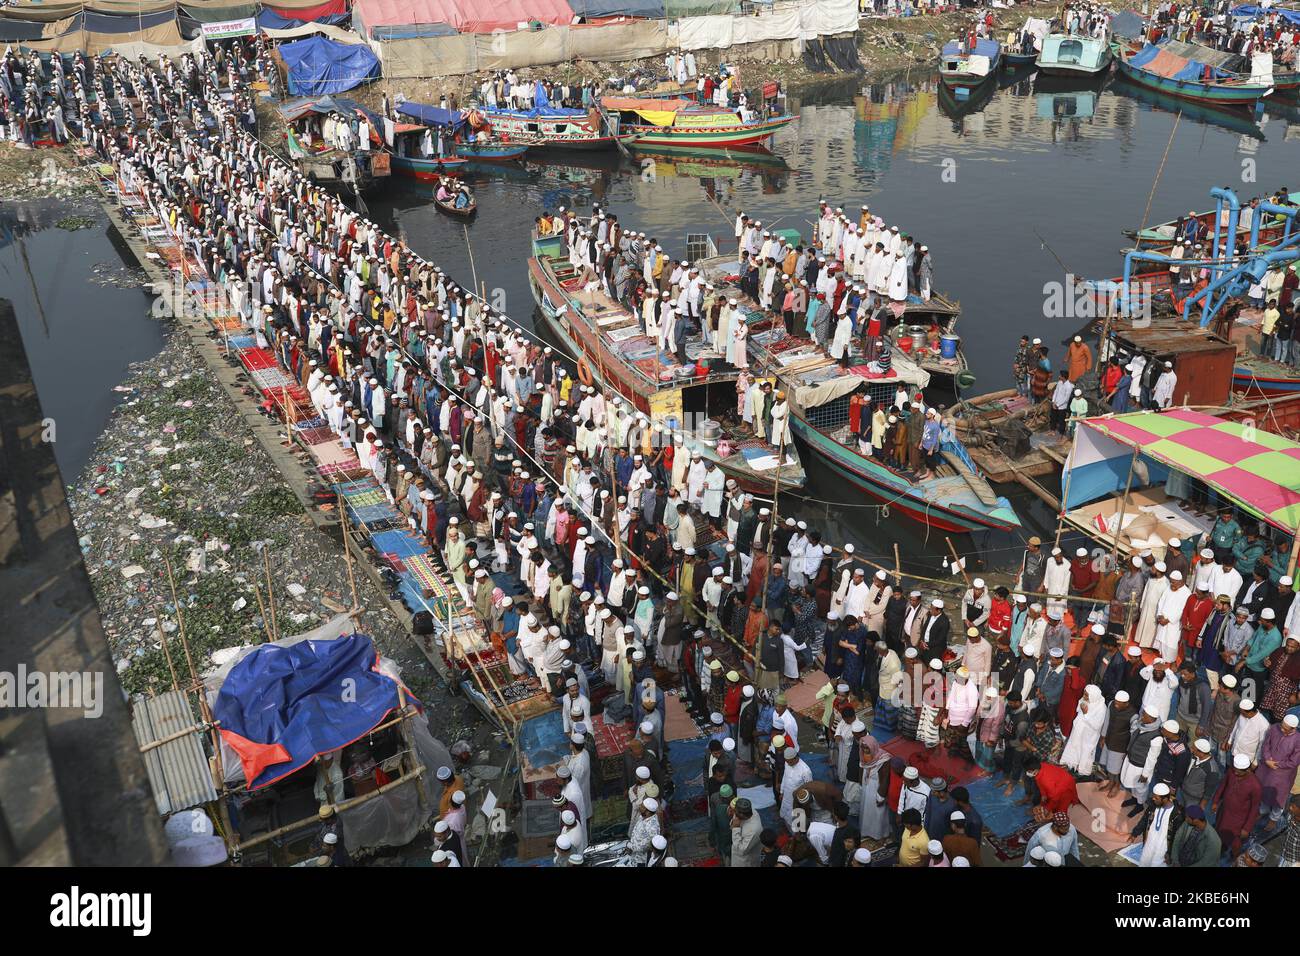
[591,713,633,759]
[986,818,1041,861]
[297,426,336,446]
[239,348,278,372]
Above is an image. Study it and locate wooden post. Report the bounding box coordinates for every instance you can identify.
[151,601,180,691]
[893,542,902,584]
[252,579,270,642]
[161,552,200,685]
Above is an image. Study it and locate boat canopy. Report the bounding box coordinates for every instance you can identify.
[941,37,999,58]
[395,100,468,132]
[1063,408,1300,534]
[1127,41,1234,80]
[601,95,693,125]
[1231,4,1300,25]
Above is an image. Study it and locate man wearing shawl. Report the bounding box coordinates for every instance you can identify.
[1257,715,1300,829]
[1061,684,1107,776]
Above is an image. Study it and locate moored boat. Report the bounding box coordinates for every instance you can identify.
[1035,32,1114,76]
[454,140,532,162]
[526,231,807,495]
[600,97,795,151]
[278,96,391,196]
[387,152,469,181]
[1115,41,1272,108]
[475,105,634,151]
[938,37,1002,89]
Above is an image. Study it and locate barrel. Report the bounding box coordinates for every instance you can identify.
[698,419,722,442]
[940,334,961,360]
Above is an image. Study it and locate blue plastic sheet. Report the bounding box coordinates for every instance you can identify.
[278,35,379,95]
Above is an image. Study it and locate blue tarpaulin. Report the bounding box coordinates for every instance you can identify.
[395,100,468,131]
[279,34,379,96]
[941,38,1001,59]
[1232,4,1300,25]
[213,634,411,790]
[257,7,351,30]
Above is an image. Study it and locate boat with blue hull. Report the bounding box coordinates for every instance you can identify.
[1115,41,1272,108]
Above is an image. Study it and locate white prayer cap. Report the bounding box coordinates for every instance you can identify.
[571,733,586,746]
[1194,738,1213,753]
[1051,547,1062,556]
[1221,673,1238,688]
[837,682,850,693]
[853,847,872,864]
[323,832,338,845]
[1241,698,1257,711]
[1029,846,1046,861]
[950,811,966,822]
[640,720,655,734]
[903,766,919,780]
[1162,719,1180,734]
[555,834,573,851]
[1169,570,1183,581]
[1143,705,1160,718]
[1262,607,1276,620]
[743,685,755,698]
[431,850,449,864]
[452,791,466,805]
[850,719,866,733]
[642,798,659,813]
[1090,624,1105,636]
[632,650,645,662]
[1201,548,1215,559]
[1281,576,1294,586]
[1014,594,1027,604]
[1131,556,1143,568]
[929,658,943,671]
[904,648,918,659]
[845,544,855,554]
[1234,753,1252,770]
[876,569,888,580]
[1044,851,1063,867]
[1155,561,1167,573]
[972,577,985,588]
[1287,715,1300,728]
[952,856,970,867]
[1075,547,1088,558]
[635,766,651,781]
[927,840,943,855]
[1169,537,1181,546]
[561,809,577,825]
[932,599,944,609]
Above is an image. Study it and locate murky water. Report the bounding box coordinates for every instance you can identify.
[3,199,165,481]
[368,70,1300,575]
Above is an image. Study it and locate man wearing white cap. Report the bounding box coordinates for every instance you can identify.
[1042,547,1071,619]
[1227,697,1270,765]
[566,732,593,829]
[559,807,587,855]
[1119,705,1165,804]
[627,797,661,865]
[779,746,812,830]
[1129,781,1180,866]
[1153,569,1191,661]
[1134,561,1169,649]
[1139,658,1175,722]
[1211,752,1261,859]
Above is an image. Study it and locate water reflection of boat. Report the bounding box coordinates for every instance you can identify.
[1110,76,1266,140]
[1033,70,1110,95]
[1035,88,1098,119]
[631,145,791,180]
[938,78,996,118]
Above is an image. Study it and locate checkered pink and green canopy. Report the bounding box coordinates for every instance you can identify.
[1079,409,1300,534]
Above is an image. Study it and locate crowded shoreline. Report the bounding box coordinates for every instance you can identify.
[3,0,1300,881]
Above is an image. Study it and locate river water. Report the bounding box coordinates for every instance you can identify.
[18,70,1300,576]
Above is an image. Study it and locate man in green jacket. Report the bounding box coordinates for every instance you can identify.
[1170,804,1221,866]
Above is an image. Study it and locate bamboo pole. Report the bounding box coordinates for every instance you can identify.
[162,552,200,686]
[1055,423,1080,550]
[138,721,215,755]
[151,601,180,691]
[1109,449,1140,560]
[338,492,362,623]
[252,579,271,642]
[262,547,280,642]
[945,537,971,586]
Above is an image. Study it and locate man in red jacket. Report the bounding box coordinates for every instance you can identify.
[1026,757,1079,816]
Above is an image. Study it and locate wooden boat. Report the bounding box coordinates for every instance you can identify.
[435,190,476,218]
[886,294,974,394]
[600,97,795,151]
[476,106,635,151]
[1035,32,1113,76]
[526,232,807,494]
[453,140,531,162]
[1003,50,1038,69]
[691,255,1020,534]
[388,152,469,181]
[938,38,1002,89]
[1122,189,1299,251]
[1115,42,1272,108]
[278,96,391,195]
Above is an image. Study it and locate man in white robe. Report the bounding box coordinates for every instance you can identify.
[779,748,813,830]
[1132,783,1177,867]
[1061,684,1106,775]
[1041,549,1072,618]
[1152,571,1190,661]
[1134,564,1169,648]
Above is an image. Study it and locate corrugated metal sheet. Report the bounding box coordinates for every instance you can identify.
[132,690,218,816]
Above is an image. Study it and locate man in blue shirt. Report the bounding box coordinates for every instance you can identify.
[1211,512,1243,562]
[950,786,984,842]
[1232,528,1266,577]
[918,408,942,480]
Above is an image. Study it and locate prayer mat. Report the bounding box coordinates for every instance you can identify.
[370,529,427,560]
[591,713,632,759]
[1070,781,1137,854]
[872,699,899,739]
[247,367,294,391]
[963,777,1032,839]
[673,830,722,866]
[669,795,708,822]
[227,335,256,350]
[783,675,824,715]
[238,348,278,371]
[293,415,327,431]
[986,818,1041,861]
[663,690,704,742]
[588,795,628,836]
[881,737,986,789]
[297,426,337,446]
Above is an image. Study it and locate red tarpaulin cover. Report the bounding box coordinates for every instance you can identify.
[267,0,349,20]
[353,0,574,32]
